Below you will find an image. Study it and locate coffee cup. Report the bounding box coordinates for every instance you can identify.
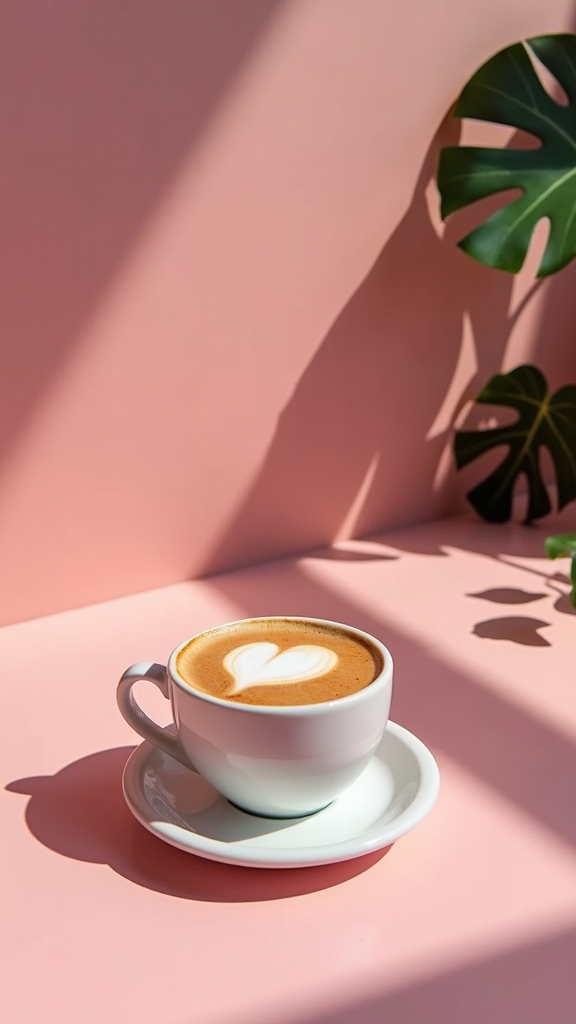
[117,616,393,818]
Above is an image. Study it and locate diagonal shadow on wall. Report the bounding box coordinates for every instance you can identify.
[0,0,284,464]
[199,101,576,577]
[199,118,516,578]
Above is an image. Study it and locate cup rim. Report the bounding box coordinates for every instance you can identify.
[167,615,392,715]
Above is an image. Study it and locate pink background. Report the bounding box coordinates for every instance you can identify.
[2,6,576,1018]
[2,0,576,625]
[2,512,575,1023]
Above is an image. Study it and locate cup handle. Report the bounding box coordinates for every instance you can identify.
[117,662,195,770]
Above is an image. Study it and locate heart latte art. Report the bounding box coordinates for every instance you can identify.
[176,618,381,706]
[223,642,338,694]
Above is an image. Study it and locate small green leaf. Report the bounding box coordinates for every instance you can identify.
[545,532,576,607]
[438,33,576,276]
[455,365,576,522]
[544,532,576,557]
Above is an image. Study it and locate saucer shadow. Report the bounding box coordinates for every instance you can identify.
[472,617,552,646]
[6,748,388,902]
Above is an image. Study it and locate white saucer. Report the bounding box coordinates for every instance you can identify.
[122,721,440,869]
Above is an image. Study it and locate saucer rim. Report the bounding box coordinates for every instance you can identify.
[122,720,440,869]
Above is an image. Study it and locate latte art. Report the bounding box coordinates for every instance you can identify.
[176,618,382,706]
[223,642,338,694]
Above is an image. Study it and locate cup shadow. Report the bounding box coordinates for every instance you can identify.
[5,747,388,902]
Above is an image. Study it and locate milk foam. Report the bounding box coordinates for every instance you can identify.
[223,642,338,694]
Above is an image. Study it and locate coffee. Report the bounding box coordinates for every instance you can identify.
[176,618,382,706]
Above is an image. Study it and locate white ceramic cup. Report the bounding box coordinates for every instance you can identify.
[117,616,393,818]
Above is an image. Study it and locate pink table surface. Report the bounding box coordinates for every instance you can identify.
[2,512,576,1024]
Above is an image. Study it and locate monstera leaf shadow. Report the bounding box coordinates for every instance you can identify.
[467,587,548,603]
[472,615,552,645]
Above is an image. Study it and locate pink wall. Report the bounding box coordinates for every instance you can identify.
[2,0,576,625]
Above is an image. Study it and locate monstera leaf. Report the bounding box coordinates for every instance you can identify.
[455,365,576,522]
[438,34,576,276]
[544,533,576,608]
